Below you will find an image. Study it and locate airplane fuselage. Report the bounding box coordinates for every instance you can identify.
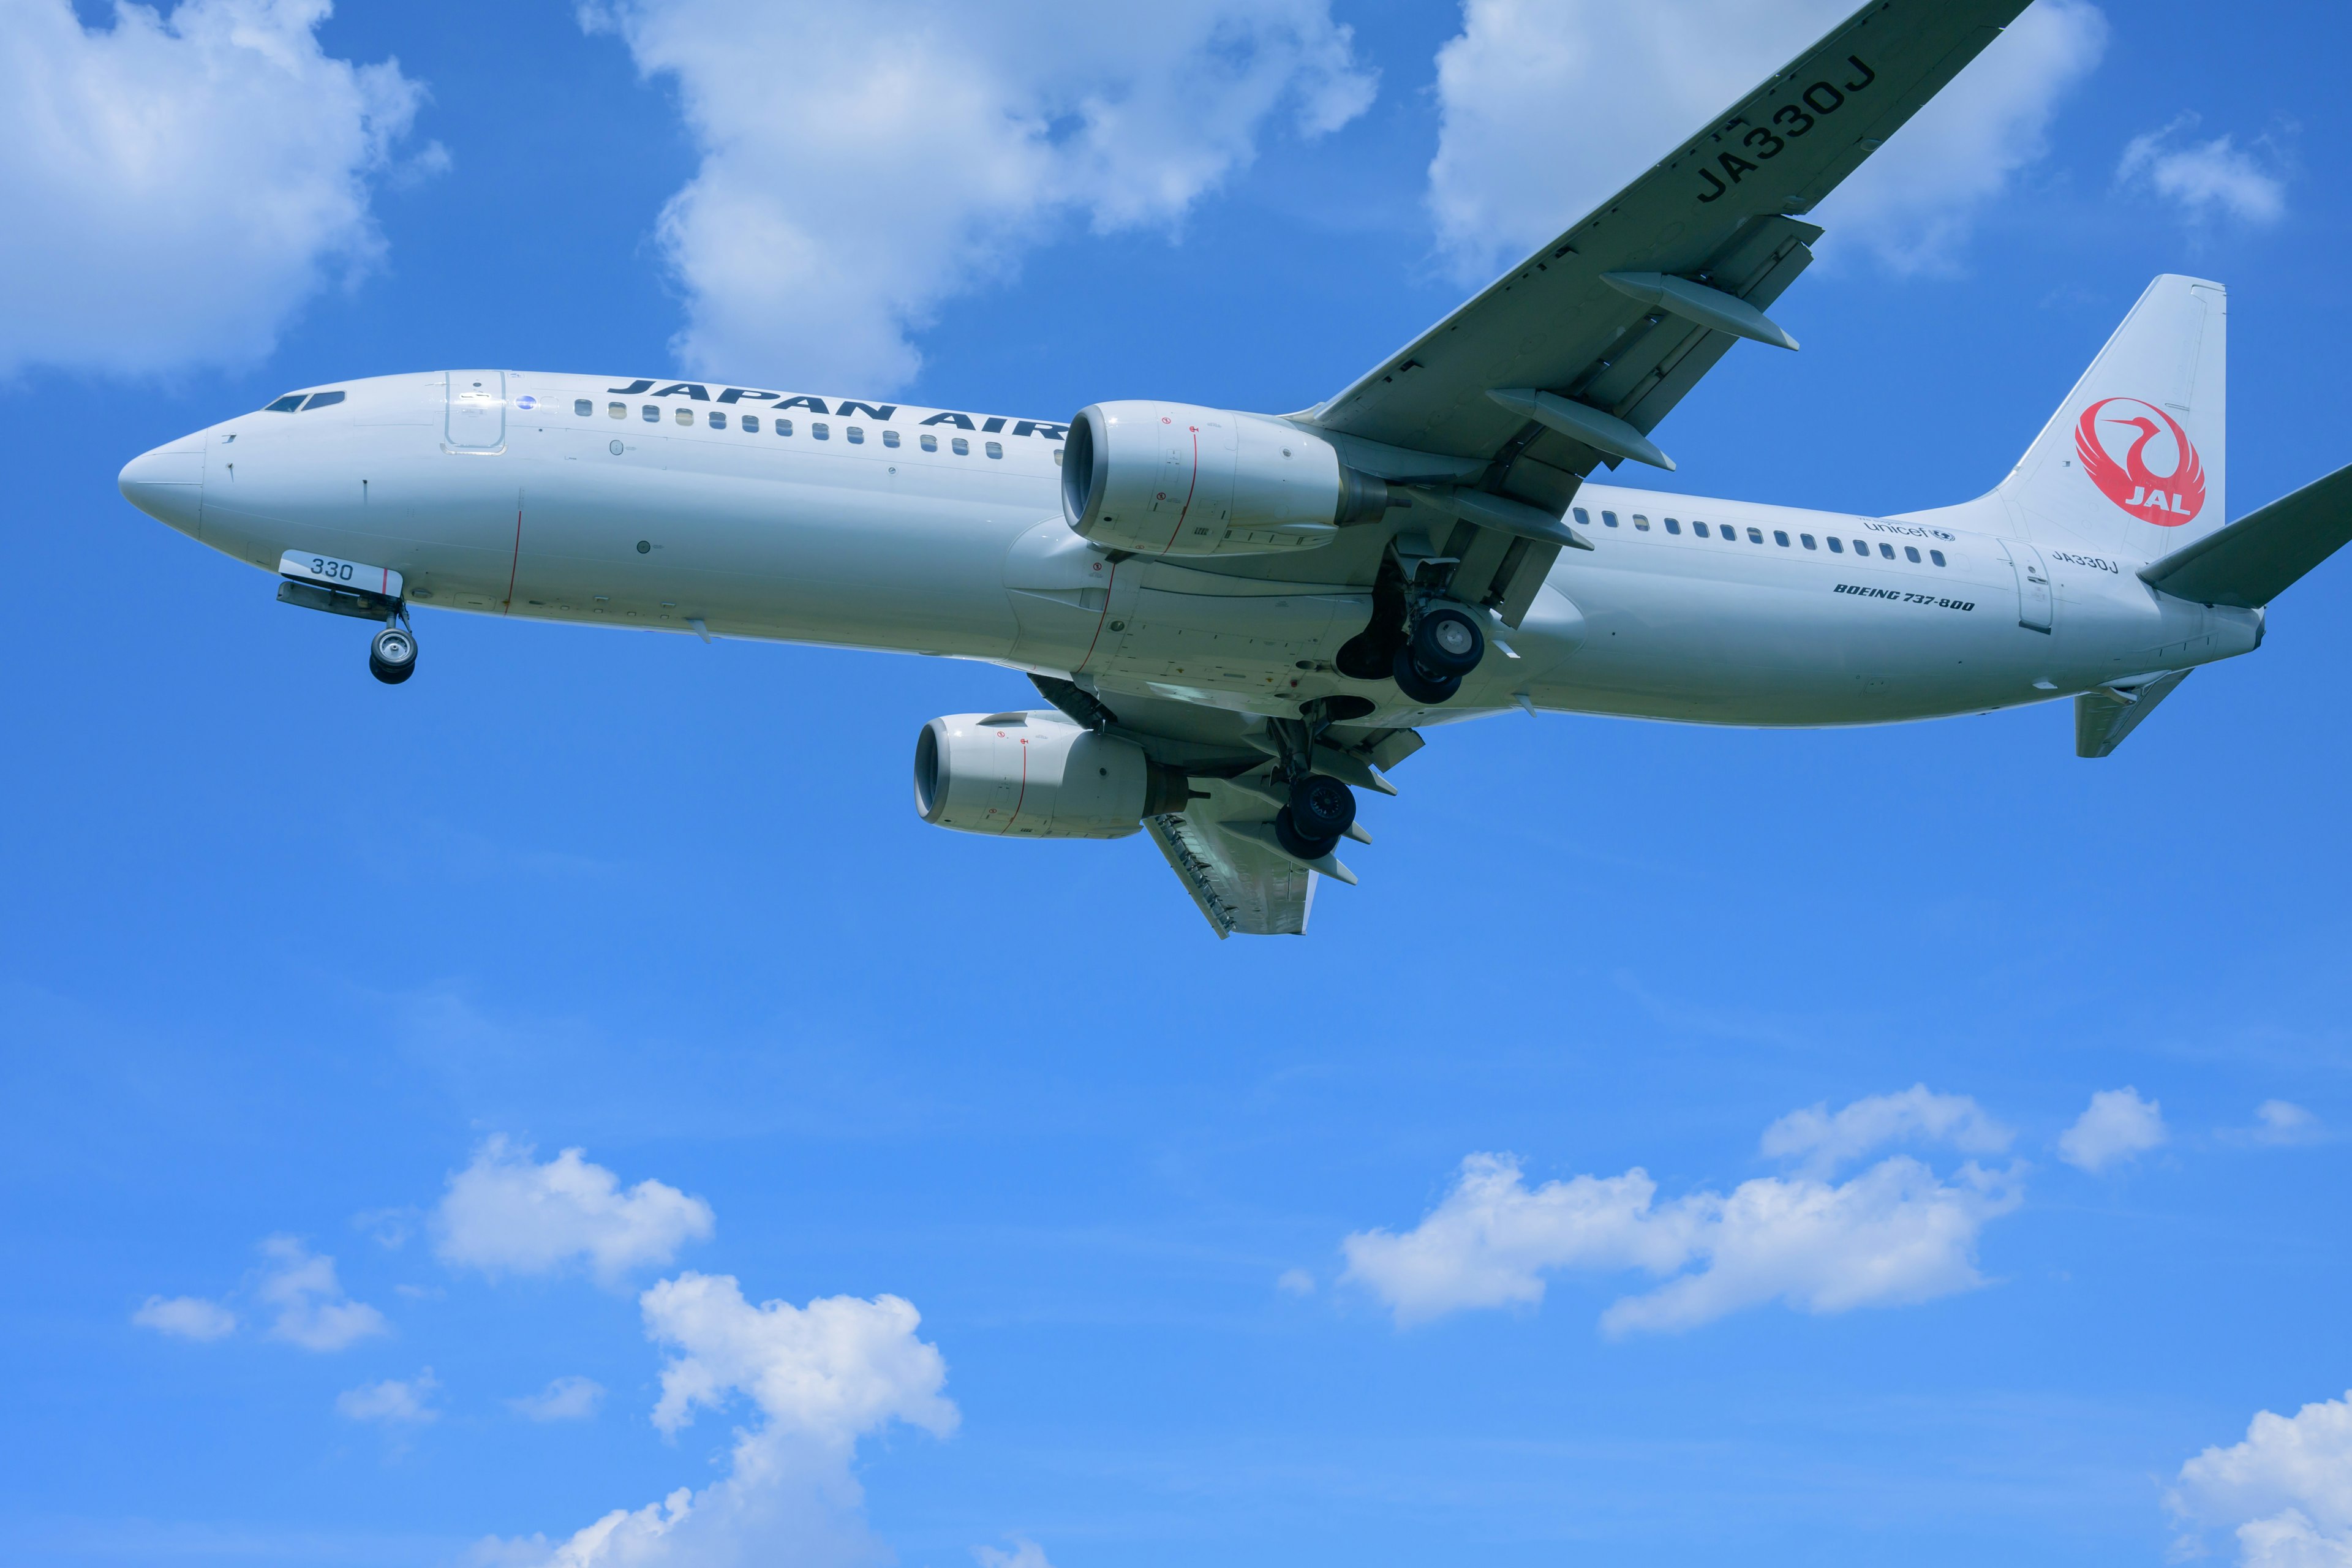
[130,369,2263,731]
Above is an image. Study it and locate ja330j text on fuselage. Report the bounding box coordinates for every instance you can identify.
[118,0,2351,936]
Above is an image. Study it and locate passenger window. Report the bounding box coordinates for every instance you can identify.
[952,437,970,455]
[1747,527,1763,543]
[1879,543,1896,559]
[1931,549,1947,567]
[674,407,693,426]
[1852,539,1869,555]
[264,393,306,412]
[1632,514,1649,530]
[642,405,659,422]
[1572,507,1591,525]
[609,402,627,419]
[778,419,794,436]
[1904,546,1921,563]
[1773,530,1790,547]
[883,429,900,448]
[574,399,594,417]
[743,415,760,432]
[847,426,864,444]
[301,390,345,410]
[1664,518,1681,535]
[813,421,831,440]
[1694,521,1710,538]
[1800,533,1817,549]
[709,410,727,429]
[1828,537,1844,553]
[1602,510,1619,527]
[986,441,1003,458]
[921,433,938,452]
[1054,447,1064,466]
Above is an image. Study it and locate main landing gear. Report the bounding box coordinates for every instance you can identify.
[1391,605,1485,704]
[1268,701,1362,862]
[369,621,418,685]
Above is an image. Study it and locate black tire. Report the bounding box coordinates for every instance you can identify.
[369,627,417,685]
[1411,606,1485,677]
[1273,807,1340,862]
[1391,644,1460,704]
[1287,774,1355,839]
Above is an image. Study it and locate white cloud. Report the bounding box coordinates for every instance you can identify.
[1760,1085,2012,1174]
[578,0,1374,390]
[1276,1267,1317,1297]
[337,1368,440,1426]
[481,1272,957,1567]
[132,1294,237,1341]
[2119,116,2288,225]
[2254,1101,2325,1148]
[2170,1390,2352,1566]
[974,1540,1056,1568]
[434,1137,715,1286]
[0,0,435,377]
[1425,0,2105,284]
[1341,1090,2021,1332]
[2058,1087,2166,1173]
[510,1375,606,1423]
[256,1235,388,1351]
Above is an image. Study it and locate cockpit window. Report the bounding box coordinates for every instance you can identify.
[301,390,345,410]
[264,394,306,412]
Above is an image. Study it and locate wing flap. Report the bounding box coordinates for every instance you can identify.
[1145,794,1317,938]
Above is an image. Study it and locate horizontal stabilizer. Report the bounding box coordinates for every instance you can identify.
[2075,669,2191,758]
[2140,461,2352,608]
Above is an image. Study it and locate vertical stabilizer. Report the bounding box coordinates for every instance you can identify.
[1988,274,2228,561]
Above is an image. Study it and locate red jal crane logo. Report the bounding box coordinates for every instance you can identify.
[2075,397,2205,526]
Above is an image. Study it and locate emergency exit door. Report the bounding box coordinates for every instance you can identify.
[1997,538,2054,633]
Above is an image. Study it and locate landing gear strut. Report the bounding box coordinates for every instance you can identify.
[369,622,418,685]
[1267,703,1357,862]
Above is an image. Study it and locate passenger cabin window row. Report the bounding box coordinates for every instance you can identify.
[266,390,345,412]
[576,397,1005,456]
[1574,508,1947,567]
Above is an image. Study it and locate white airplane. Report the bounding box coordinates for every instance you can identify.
[119,0,2350,937]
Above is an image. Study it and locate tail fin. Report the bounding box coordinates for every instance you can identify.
[1990,274,2228,561]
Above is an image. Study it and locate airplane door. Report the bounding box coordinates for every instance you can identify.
[445,371,507,451]
[1997,539,2054,633]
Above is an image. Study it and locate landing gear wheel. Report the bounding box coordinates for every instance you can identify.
[369,626,417,685]
[1391,644,1460,705]
[1411,606,1485,677]
[1287,774,1355,840]
[1274,806,1340,862]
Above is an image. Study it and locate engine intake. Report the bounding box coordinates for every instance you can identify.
[914,710,1189,840]
[1061,401,1390,558]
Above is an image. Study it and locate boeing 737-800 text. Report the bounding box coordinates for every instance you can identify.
[117,0,2352,935]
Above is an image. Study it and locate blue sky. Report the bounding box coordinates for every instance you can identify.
[4,2,2349,1566]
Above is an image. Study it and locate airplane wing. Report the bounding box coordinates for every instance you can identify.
[1030,676,1416,937]
[1146,802,1317,939]
[1299,0,2032,627]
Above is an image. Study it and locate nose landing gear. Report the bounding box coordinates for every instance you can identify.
[369,623,418,685]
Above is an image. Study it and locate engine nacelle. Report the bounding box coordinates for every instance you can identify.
[913,710,1188,840]
[1060,400,1389,558]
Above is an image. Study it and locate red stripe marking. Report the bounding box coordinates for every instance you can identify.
[1074,557,1121,674]
[502,495,523,613]
[1001,737,1031,833]
[1159,426,1202,554]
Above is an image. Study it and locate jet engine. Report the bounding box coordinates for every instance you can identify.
[1061,401,1390,559]
[914,710,1191,840]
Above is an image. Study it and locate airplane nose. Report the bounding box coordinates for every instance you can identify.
[119,435,206,535]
